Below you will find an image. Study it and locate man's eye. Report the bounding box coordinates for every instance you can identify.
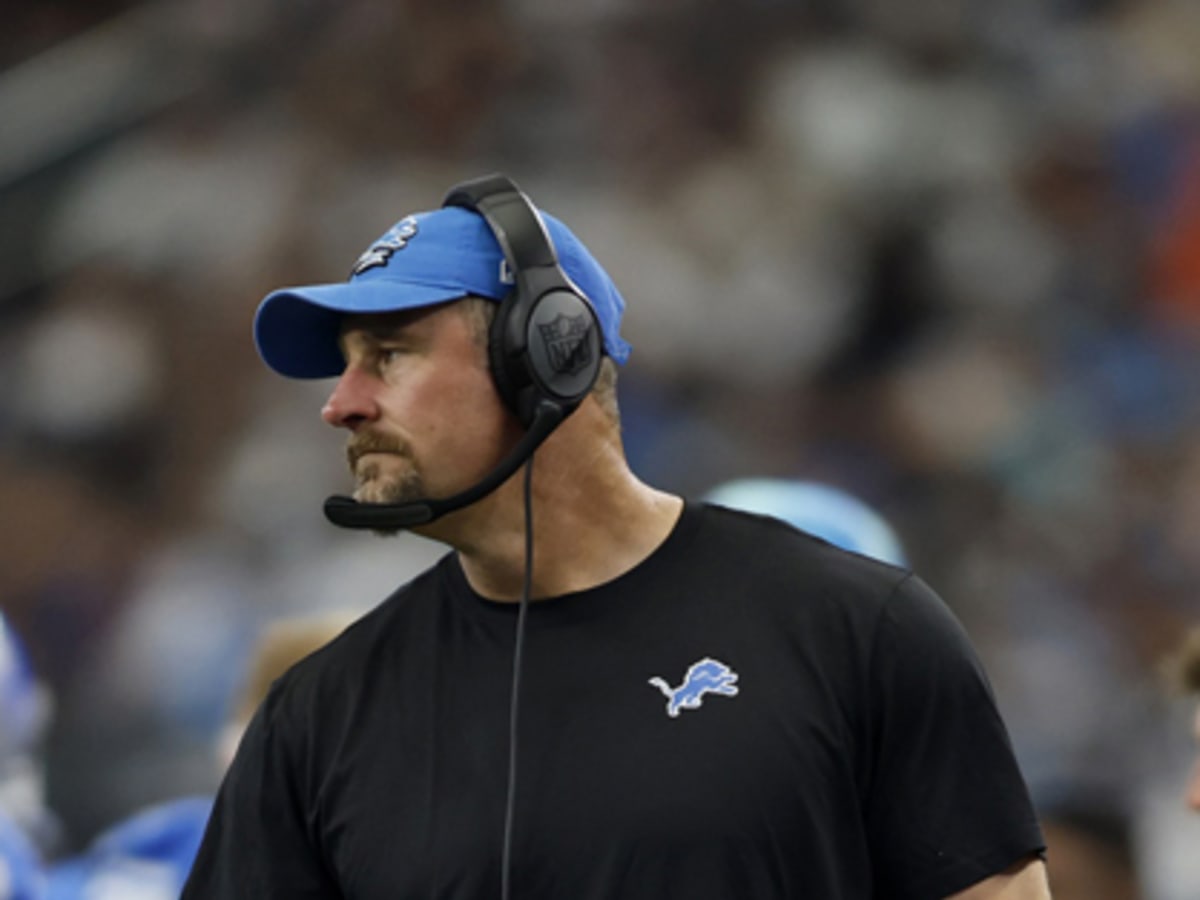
[379,348,405,365]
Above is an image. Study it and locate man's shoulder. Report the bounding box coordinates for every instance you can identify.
[694,501,910,587]
[264,559,449,712]
[670,502,919,639]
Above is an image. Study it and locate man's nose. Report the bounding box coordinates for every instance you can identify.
[321,366,380,430]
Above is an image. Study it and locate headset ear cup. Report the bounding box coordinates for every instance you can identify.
[524,290,601,405]
[488,291,524,421]
[488,288,602,429]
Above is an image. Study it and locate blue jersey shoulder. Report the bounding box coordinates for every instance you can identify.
[0,808,45,900]
[45,796,212,900]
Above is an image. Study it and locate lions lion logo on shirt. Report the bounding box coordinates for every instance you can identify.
[648,658,739,718]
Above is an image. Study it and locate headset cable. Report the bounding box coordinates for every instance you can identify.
[500,454,535,900]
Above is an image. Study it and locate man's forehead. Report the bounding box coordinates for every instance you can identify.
[338,305,449,342]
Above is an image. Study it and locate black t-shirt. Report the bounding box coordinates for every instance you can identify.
[183,503,1044,899]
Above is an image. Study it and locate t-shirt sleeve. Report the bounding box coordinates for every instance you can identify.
[863,573,1045,900]
[181,694,341,899]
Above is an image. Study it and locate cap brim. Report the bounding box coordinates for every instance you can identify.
[254,281,471,378]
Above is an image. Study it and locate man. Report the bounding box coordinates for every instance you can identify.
[183,174,1050,898]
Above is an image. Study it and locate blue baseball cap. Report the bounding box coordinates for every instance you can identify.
[254,205,631,379]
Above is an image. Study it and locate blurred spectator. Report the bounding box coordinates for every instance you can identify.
[0,807,43,900]
[0,612,59,858]
[702,477,908,566]
[43,609,357,900]
[1162,626,1200,812]
[1129,625,1200,900]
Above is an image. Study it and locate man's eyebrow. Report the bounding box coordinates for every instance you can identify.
[336,312,431,355]
[341,312,423,341]
[356,321,408,341]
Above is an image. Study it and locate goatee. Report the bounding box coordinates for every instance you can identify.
[345,432,425,505]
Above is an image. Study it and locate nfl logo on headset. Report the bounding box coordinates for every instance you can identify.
[538,313,593,376]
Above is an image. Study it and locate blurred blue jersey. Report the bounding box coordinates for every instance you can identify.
[45,797,211,900]
[0,808,44,900]
[704,479,908,567]
[0,614,50,761]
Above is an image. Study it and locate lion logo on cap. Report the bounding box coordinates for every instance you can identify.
[350,216,419,276]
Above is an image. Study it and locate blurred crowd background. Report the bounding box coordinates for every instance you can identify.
[3,0,1200,897]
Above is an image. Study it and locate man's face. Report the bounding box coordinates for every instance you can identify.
[322,301,517,512]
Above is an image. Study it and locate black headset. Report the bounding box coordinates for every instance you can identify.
[443,172,603,428]
[323,173,604,530]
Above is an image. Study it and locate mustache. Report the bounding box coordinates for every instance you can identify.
[345,432,410,472]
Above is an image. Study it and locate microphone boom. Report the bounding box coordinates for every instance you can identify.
[323,402,564,530]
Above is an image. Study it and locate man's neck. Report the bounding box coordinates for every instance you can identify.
[440,413,683,602]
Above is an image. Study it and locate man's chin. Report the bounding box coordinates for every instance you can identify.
[353,479,423,506]
[353,487,392,505]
